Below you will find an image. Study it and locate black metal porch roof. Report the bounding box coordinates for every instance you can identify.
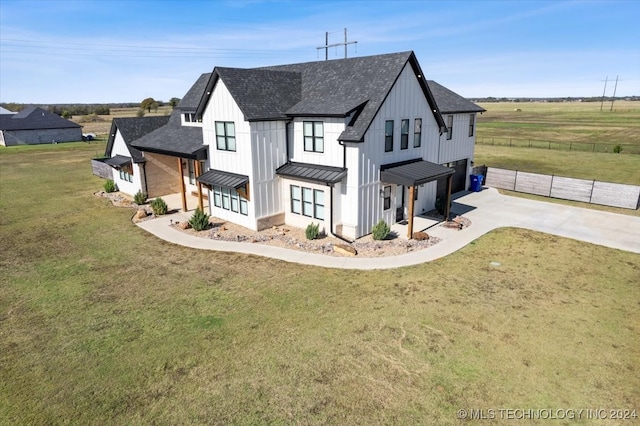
[197,169,249,189]
[275,161,347,185]
[380,159,454,187]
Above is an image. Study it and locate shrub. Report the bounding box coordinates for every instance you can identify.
[189,208,210,231]
[136,109,145,117]
[133,190,147,205]
[372,219,390,240]
[150,197,168,215]
[103,179,117,193]
[305,222,320,240]
[613,145,622,154]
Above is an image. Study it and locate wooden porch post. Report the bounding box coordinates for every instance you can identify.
[195,160,204,211]
[444,174,453,222]
[407,185,416,239]
[177,158,187,212]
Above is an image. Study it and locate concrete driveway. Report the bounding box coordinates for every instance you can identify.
[136,187,640,270]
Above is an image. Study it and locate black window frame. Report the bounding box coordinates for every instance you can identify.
[446,115,453,140]
[384,120,394,152]
[400,119,409,150]
[383,186,391,210]
[414,118,422,147]
[212,185,248,216]
[303,121,324,153]
[468,114,475,137]
[215,121,236,152]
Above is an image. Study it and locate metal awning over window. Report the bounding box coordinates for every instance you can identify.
[104,155,132,168]
[197,169,249,189]
[380,159,454,186]
[276,161,347,185]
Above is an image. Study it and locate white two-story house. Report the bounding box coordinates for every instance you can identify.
[102,51,483,240]
[192,51,484,240]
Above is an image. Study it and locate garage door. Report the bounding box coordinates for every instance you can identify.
[437,159,468,196]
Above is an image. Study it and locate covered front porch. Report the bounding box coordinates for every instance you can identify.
[381,158,455,239]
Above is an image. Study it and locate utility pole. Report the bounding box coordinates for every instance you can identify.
[610,75,621,111]
[317,28,358,60]
[600,76,608,112]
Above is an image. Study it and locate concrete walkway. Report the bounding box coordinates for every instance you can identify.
[136,188,640,270]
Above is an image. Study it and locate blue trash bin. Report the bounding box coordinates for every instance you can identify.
[470,174,482,192]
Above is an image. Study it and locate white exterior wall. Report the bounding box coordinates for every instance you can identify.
[289,117,345,168]
[281,178,330,235]
[355,64,442,238]
[110,129,144,196]
[439,112,478,192]
[250,121,288,221]
[202,79,256,229]
[438,113,476,163]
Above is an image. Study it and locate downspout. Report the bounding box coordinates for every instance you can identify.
[285,121,291,161]
[141,162,149,197]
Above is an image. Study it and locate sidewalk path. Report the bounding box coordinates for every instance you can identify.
[136,188,640,270]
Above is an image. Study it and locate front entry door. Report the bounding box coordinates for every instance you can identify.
[395,185,405,222]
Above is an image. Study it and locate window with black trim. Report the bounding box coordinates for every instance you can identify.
[401,119,409,150]
[383,186,391,210]
[212,185,248,215]
[414,118,422,147]
[303,121,324,153]
[216,121,236,151]
[468,114,475,137]
[119,168,133,183]
[446,115,453,140]
[385,120,394,152]
[291,185,324,220]
[184,113,197,123]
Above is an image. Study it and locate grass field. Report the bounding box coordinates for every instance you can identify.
[476,101,640,153]
[73,105,173,135]
[1,143,639,423]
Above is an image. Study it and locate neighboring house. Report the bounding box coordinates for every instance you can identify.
[0,106,15,115]
[0,106,82,146]
[103,116,170,197]
[107,51,484,240]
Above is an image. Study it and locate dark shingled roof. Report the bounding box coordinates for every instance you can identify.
[105,116,170,162]
[275,161,347,184]
[195,51,446,143]
[177,73,210,111]
[427,81,485,114]
[131,111,207,160]
[380,158,454,187]
[197,169,249,189]
[0,106,81,131]
[213,68,302,121]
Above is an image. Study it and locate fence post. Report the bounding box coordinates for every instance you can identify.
[589,180,595,204]
[548,141,551,149]
[592,143,595,152]
[549,175,554,197]
[514,170,518,191]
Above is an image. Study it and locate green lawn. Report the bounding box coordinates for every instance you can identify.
[1,144,639,424]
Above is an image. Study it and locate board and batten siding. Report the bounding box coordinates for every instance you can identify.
[110,129,145,197]
[438,113,476,164]
[355,64,441,238]
[250,120,288,223]
[289,117,345,168]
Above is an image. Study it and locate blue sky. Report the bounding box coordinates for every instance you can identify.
[1,0,639,103]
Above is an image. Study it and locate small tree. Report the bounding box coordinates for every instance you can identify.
[150,197,168,215]
[168,97,181,108]
[613,145,622,154]
[61,110,72,119]
[134,190,147,205]
[103,179,117,193]
[305,222,320,240]
[136,109,145,117]
[189,208,210,231]
[371,220,390,240]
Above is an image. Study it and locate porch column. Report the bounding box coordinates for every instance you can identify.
[177,158,187,212]
[407,185,416,239]
[444,174,453,222]
[195,160,204,211]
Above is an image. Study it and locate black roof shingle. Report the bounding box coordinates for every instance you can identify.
[426,81,485,114]
[105,116,170,162]
[131,111,207,160]
[0,106,81,131]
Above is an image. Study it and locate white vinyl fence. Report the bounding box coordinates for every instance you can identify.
[485,167,640,210]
